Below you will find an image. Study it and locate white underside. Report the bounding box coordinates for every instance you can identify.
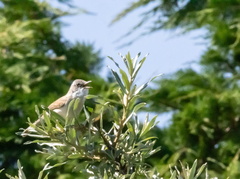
[54,88,88,119]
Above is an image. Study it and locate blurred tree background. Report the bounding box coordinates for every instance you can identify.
[1,0,240,178]
[0,0,106,178]
[113,0,240,178]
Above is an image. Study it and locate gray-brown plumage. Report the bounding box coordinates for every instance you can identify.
[21,79,91,136]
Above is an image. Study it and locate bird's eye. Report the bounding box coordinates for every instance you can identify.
[77,83,83,87]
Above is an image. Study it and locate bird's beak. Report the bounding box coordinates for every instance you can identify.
[84,81,92,89]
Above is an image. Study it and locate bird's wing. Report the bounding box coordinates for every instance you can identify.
[48,95,68,110]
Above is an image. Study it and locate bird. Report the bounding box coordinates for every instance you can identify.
[21,79,91,136]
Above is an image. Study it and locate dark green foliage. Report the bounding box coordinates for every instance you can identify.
[0,0,105,178]
[20,53,160,178]
[114,0,240,177]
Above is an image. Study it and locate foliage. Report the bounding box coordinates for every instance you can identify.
[0,0,105,178]
[113,0,240,178]
[2,159,210,179]
[20,53,160,178]
[112,0,240,46]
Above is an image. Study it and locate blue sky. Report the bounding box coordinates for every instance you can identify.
[58,0,208,127]
[60,1,207,78]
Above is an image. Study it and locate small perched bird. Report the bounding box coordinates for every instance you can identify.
[22,79,91,136]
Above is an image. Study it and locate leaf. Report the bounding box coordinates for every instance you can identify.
[126,122,135,139]
[132,54,147,79]
[85,94,98,99]
[35,105,40,116]
[139,115,158,138]
[83,106,90,120]
[134,73,163,95]
[109,67,126,94]
[132,52,141,68]
[170,170,177,179]
[108,56,120,69]
[195,162,207,178]
[180,161,188,178]
[132,102,146,113]
[73,98,80,111]
[189,159,197,179]
[120,68,130,91]
[121,53,129,69]
[66,99,75,121]
[86,106,94,113]
[126,52,134,75]
[43,173,49,179]
[43,111,52,131]
[17,160,26,179]
[68,153,83,159]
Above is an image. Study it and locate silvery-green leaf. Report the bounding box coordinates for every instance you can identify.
[43,111,51,130]
[134,73,163,95]
[140,115,158,138]
[132,55,147,79]
[73,98,80,111]
[133,102,146,113]
[109,67,126,94]
[17,160,26,179]
[120,68,130,91]
[43,173,49,179]
[85,94,98,99]
[195,162,207,177]
[68,153,82,159]
[35,105,40,116]
[132,52,141,68]
[170,171,177,179]
[189,159,198,179]
[126,52,134,74]
[108,56,120,69]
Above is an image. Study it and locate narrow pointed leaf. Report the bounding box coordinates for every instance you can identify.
[133,102,146,113]
[109,67,126,94]
[17,160,26,179]
[126,52,134,74]
[196,163,207,177]
[189,159,198,179]
[132,56,147,79]
[120,68,130,91]
[108,56,120,69]
[140,115,158,138]
[170,170,177,179]
[132,52,141,68]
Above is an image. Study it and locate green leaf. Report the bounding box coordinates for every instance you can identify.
[108,56,120,69]
[195,162,207,178]
[109,67,126,94]
[133,102,146,113]
[43,111,52,131]
[85,94,98,99]
[170,170,177,179]
[35,105,40,116]
[126,52,134,75]
[134,73,162,95]
[139,115,158,138]
[83,106,90,120]
[132,55,147,80]
[189,159,197,179]
[68,153,82,159]
[132,52,141,68]
[120,68,130,91]
[17,160,26,179]
[43,173,49,179]
[73,98,80,111]
[126,122,135,139]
